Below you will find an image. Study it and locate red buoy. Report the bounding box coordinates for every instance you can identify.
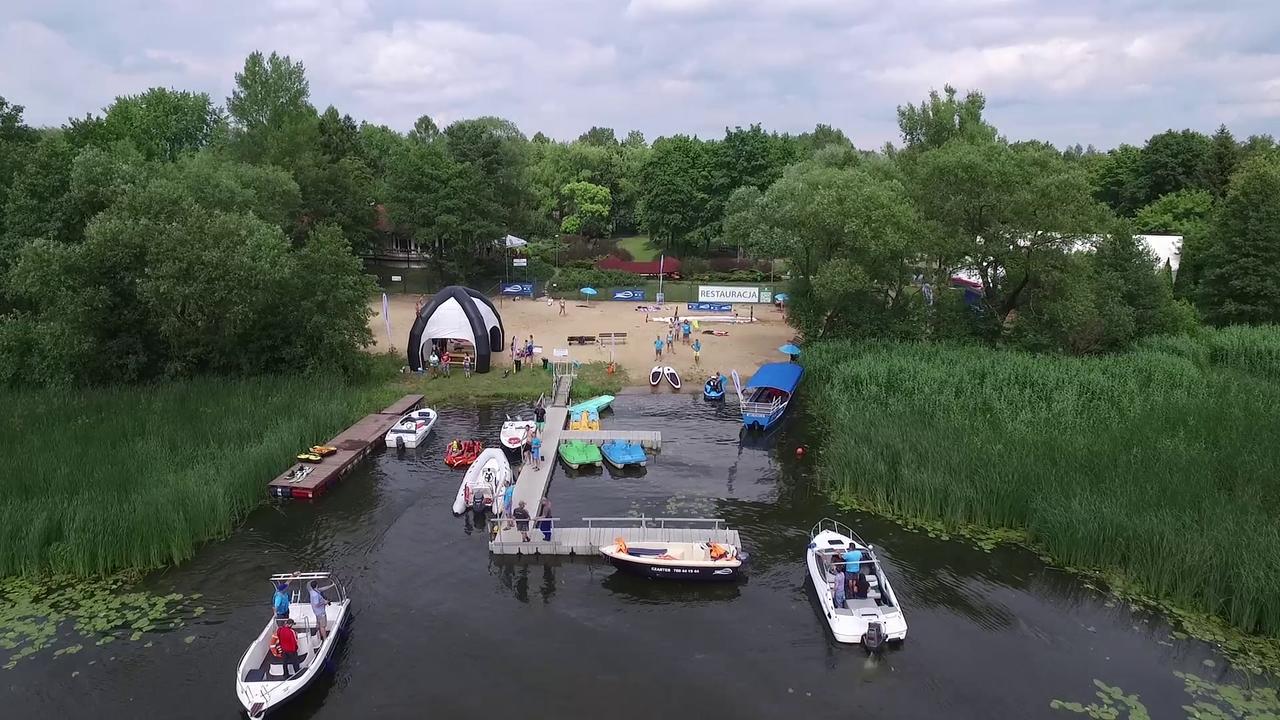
[795,446,806,458]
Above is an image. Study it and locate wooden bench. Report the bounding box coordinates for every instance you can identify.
[598,332,628,344]
[568,335,597,345]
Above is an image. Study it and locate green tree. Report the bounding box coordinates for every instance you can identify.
[1200,157,1280,325]
[1139,129,1212,203]
[225,51,318,167]
[0,96,38,239]
[895,84,996,151]
[622,130,647,149]
[1089,144,1146,216]
[638,135,714,253]
[577,126,617,147]
[1133,189,1215,300]
[558,181,611,237]
[317,106,359,161]
[408,114,439,144]
[1206,125,1240,199]
[100,88,223,161]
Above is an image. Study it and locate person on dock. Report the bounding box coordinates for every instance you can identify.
[272,581,291,620]
[513,500,532,542]
[503,480,516,529]
[521,430,532,466]
[531,434,542,470]
[692,338,702,364]
[534,403,546,433]
[309,579,335,642]
[537,495,553,541]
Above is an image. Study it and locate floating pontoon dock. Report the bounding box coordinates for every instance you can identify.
[489,516,739,555]
[268,394,424,499]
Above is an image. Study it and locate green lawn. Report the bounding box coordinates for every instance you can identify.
[614,235,657,261]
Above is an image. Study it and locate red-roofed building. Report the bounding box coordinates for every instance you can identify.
[596,256,682,277]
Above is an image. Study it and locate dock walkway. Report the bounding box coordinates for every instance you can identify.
[508,405,569,512]
[268,394,423,499]
[489,518,738,555]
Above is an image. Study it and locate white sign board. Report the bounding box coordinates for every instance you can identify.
[698,285,760,303]
[512,258,528,267]
[391,275,403,282]
[553,348,570,358]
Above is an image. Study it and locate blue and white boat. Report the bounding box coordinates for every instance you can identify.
[600,440,647,468]
[703,374,727,401]
[738,363,803,431]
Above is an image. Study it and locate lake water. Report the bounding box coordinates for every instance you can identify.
[4,395,1254,718]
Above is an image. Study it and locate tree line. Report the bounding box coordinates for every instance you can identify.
[1,52,1278,386]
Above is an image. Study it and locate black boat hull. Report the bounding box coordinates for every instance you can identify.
[607,556,743,582]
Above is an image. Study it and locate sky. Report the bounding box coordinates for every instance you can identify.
[2,0,1278,149]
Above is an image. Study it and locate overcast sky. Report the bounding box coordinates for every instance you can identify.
[2,0,1277,149]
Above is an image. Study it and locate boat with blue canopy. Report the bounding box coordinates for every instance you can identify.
[600,440,647,468]
[738,362,802,431]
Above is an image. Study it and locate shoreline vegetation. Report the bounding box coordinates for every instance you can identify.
[0,357,624,579]
[805,325,1280,674]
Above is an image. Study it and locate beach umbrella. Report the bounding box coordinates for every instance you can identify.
[778,343,801,355]
[775,292,789,303]
[580,287,598,306]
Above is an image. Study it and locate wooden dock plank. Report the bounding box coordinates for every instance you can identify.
[509,406,569,512]
[379,394,425,416]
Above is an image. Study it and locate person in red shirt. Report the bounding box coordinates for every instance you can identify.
[273,619,302,677]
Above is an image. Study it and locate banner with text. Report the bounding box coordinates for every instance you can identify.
[697,285,760,303]
[610,288,646,301]
[687,302,732,312]
[501,282,534,296]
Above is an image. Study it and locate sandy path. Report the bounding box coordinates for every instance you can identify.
[369,294,795,387]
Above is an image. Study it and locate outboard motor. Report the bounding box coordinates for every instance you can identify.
[471,493,487,515]
[396,436,405,450]
[863,621,886,652]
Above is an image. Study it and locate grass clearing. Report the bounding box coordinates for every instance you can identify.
[614,235,658,261]
[805,329,1280,644]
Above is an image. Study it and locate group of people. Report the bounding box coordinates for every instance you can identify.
[268,576,335,677]
[653,317,701,362]
[831,549,872,608]
[510,334,537,368]
[425,340,473,378]
[499,400,553,542]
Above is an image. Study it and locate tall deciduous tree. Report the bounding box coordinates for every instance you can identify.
[100,88,223,161]
[226,51,317,166]
[1139,129,1212,203]
[1200,157,1280,325]
[558,181,611,238]
[638,135,713,252]
[1090,144,1147,216]
[895,85,996,152]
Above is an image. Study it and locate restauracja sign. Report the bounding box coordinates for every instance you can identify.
[697,285,760,303]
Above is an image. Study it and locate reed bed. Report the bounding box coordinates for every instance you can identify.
[0,375,401,576]
[806,330,1280,638]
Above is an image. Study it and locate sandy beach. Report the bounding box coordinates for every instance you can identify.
[369,293,795,388]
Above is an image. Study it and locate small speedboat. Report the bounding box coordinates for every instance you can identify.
[445,440,483,467]
[601,440,646,468]
[451,448,511,515]
[649,366,662,386]
[806,518,907,646]
[703,375,726,401]
[499,418,537,460]
[600,538,746,581]
[235,572,349,719]
[569,409,600,430]
[384,408,438,448]
[663,366,681,390]
[558,440,602,469]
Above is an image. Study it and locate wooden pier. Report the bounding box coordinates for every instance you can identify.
[507,405,569,512]
[489,517,739,555]
[268,394,424,499]
[558,430,662,449]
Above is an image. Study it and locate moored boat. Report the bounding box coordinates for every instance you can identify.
[738,363,802,431]
[600,538,745,581]
[702,374,726,401]
[499,418,536,460]
[451,448,511,515]
[444,439,483,467]
[806,518,907,646]
[663,366,681,390]
[558,439,602,469]
[569,408,600,430]
[568,395,615,414]
[384,408,439,448]
[600,440,646,468]
[235,572,349,719]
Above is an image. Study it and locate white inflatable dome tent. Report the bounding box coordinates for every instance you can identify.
[407,286,505,373]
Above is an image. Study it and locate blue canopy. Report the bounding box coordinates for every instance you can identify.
[580,287,598,296]
[744,362,803,392]
[778,343,801,355]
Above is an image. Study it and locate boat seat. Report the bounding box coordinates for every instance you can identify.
[244,668,268,683]
[267,653,308,678]
[845,598,879,612]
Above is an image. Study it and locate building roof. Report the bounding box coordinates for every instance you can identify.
[596,256,682,275]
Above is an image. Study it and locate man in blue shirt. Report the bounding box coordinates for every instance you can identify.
[842,549,863,599]
[272,581,291,619]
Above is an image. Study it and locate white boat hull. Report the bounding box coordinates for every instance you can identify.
[500,420,537,455]
[235,600,349,718]
[806,526,908,645]
[384,408,438,448]
[452,448,512,515]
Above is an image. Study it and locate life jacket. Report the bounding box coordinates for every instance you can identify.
[709,543,729,560]
[269,631,284,658]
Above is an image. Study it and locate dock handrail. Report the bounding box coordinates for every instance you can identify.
[740,398,784,415]
[583,516,726,530]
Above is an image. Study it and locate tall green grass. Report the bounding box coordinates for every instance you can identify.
[806,328,1280,638]
[0,375,402,576]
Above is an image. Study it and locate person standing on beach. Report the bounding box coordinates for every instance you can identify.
[654,336,663,359]
[666,330,676,355]
[692,338,702,364]
[559,298,566,316]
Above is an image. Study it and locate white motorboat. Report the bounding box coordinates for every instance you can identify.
[451,448,512,515]
[235,572,350,719]
[384,408,438,448]
[599,539,746,581]
[806,519,907,646]
[499,417,537,459]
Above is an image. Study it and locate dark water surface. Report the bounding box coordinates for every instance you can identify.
[6,396,1251,718]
